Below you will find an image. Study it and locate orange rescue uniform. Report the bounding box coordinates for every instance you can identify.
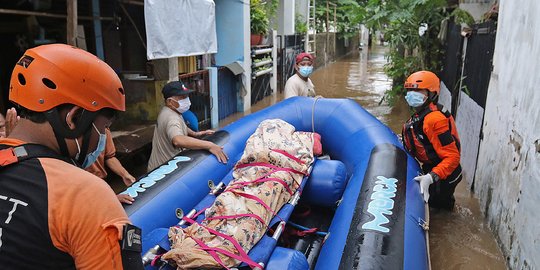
[402,103,461,179]
[0,138,130,269]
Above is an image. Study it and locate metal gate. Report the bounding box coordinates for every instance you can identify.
[217,67,238,120]
[462,21,497,109]
[277,34,304,92]
[440,20,464,115]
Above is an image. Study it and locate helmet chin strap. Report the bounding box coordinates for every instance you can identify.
[73,129,92,166]
[45,108,97,166]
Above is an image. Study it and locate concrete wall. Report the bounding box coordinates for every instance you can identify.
[474,1,540,269]
[439,82,484,188]
[277,0,295,36]
[315,33,335,67]
[215,0,245,65]
[460,0,497,21]
[295,0,309,25]
[215,0,251,112]
[455,91,483,188]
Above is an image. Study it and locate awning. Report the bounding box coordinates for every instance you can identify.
[145,0,217,60]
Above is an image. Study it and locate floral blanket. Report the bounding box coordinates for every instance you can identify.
[163,119,317,269]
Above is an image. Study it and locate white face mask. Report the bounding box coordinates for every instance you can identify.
[170,97,191,114]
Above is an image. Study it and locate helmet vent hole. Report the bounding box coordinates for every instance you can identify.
[118,87,125,95]
[42,78,57,90]
[416,80,423,82]
[18,73,26,85]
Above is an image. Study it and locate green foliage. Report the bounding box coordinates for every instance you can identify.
[353,0,450,106]
[451,8,475,26]
[251,0,269,35]
[314,0,361,38]
[295,13,308,34]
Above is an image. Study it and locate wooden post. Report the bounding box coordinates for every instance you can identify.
[67,0,77,46]
[333,5,336,55]
[326,0,329,56]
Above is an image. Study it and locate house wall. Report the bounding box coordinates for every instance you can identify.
[474,1,540,269]
[215,0,245,65]
[277,0,295,36]
[215,0,251,112]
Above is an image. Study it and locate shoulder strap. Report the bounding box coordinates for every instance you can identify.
[411,106,443,164]
[0,143,71,167]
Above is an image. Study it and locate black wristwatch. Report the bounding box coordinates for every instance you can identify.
[428,171,440,182]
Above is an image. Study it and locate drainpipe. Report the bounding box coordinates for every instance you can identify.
[456,35,469,118]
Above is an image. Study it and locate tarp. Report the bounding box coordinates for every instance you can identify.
[145,0,218,60]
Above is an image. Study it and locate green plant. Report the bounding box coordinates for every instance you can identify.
[251,0,269,35]
[313,0,361,38]
[451,8,475,26]
[353,0,450,106]
[295,13,308,34]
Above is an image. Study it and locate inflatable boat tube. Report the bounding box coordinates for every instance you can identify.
[123,97,428,270]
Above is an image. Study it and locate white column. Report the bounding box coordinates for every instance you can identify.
[241,0,252,112]
[278,0,295,36]
[207,67,219,129]
[271,31,278,95]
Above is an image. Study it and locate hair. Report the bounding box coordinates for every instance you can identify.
[17,106,52,123]
[18,104,116,124]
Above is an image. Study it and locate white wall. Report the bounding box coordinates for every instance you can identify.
[475,1,540,269]
[459,0,497,21]
[277,0,295,36]
[295,0,309,27]
[455,92,483,188]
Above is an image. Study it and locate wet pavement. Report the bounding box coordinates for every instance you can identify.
[220,45,507,269]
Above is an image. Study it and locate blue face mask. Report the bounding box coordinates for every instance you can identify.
[75,123,107,168]
[298,66,313,77]
[405,91,427,107]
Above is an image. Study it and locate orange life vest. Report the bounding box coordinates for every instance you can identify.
[402,103,461,165]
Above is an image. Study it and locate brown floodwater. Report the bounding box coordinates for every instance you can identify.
[220,45,507,269]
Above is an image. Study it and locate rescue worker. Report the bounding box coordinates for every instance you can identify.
[0,44,143,269]
[401,71,462,210]
[284,52,316,99]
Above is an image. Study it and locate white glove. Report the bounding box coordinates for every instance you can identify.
[414,174,434,203]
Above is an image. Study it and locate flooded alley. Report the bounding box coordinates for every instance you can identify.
[221,45,507,269]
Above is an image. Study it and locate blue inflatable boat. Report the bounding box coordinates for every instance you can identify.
[122,97,429,269]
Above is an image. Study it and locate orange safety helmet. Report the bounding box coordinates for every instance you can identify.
[404,71,440,95]
[9,44,125,113]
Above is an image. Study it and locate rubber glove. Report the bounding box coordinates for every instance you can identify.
[414,174,433,203]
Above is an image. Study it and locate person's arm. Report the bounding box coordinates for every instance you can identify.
[172,135,228,163]
[187,127,216,138]
[424,112,461,180]
[105,157,135,186]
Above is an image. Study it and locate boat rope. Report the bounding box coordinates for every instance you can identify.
[425,203,433,270]
[311,96,323,133]
[287,221,328,237]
